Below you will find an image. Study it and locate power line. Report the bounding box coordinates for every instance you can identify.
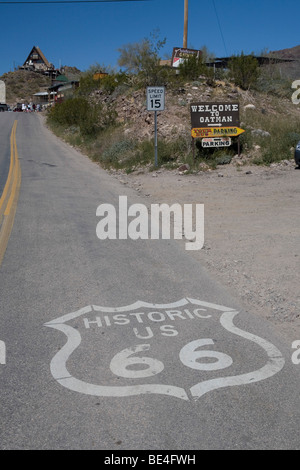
[0,0,148,3]
[212,0,228,56]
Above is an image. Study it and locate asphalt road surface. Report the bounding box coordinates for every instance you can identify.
[0,113,299,451]
[0,116,10,195]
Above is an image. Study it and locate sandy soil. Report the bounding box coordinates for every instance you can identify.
[40,112,300,339]
[110,160,300,339]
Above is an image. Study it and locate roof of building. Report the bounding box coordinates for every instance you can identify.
[23,46,51,67]
[48,79,79,91]
[33,91,56,96]
[205,55,295,68]
[55,74,69,82]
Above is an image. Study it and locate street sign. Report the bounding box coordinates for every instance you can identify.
[147,87,165,111]
[146,86,166,167]
[191,127,245,138]
[202,137,232,148]
[171,47,201,68]
[191,102,240,129]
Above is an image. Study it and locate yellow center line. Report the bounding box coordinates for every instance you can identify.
[0,120,21,267]
[4,122,20,215]
[0,120,17,214]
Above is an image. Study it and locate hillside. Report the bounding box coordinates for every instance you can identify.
[269,44,300,79]
[1,44,299,106]
[1,45,300,170]
[88,78,300,167]
[0,65,81,106]
[0,70,52,105]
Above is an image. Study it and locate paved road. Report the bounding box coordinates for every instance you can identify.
[0,113,299,450]
[0,114,11,195]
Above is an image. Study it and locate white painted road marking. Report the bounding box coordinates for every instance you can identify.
[190,310,285,399]
[0,340,6,365]
[44,299,285,401]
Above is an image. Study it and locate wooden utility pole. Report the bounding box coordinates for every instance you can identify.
[183,0,188,48]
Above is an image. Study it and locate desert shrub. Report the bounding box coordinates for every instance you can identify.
[228,53,260,90]
[77,73,100,95]
[94,134,193,171]
[256,75,292,98]
[100,72,128,94]
[178,55,215,84]
[215,153,233,165]
[117,30,169,87]
[48,97,102,136]
[287,131,300,145]
[251,118,300,165]
[101,139,138,163]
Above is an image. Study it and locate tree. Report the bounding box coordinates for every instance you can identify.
[199,45,215,63]
[177,49,216,84]
[228,52,260,90]
[117,30,167,86]
[178,54,204,80]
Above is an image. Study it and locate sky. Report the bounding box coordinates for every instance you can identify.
[0,0,300,76]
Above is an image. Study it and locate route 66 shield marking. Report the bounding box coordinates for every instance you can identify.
[44,298,285,401]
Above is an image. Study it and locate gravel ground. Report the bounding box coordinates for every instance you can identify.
[110,160,300,340]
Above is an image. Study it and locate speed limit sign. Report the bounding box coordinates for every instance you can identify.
[147,87,165,111]
[146,86,165,167]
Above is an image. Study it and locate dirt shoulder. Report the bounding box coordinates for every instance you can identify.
[110,160,300,339]
[40,112,300,339]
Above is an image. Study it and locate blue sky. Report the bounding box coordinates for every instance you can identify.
[0,0,299,76]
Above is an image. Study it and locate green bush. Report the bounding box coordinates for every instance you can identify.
[250,120,300,165]
[101,139,138,163]
[228,53,260,90]
[117,30,169,87]
[178,54,214,84]
[100,72,128,94]
[48,97,110,136]
[48,97,87,126]
[215,153,233,165]
[93,134,193,171]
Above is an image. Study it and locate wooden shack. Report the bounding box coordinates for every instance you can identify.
[93,71,108,81]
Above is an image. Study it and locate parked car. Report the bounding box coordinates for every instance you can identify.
[13,104,22,112]
[295,141,300,167]
[0,103,8,112]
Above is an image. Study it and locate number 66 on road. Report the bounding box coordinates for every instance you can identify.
[110,339,233,380]
[45,300,286,401]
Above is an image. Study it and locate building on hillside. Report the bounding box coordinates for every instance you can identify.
[32,74,79,107]
[93,71,108,81]
[205,55,295,70]
[47,74,79,104]
[20,46,59,78]
[32,91,56,106]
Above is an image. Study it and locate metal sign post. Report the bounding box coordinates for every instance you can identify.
[147,87,165,167]
[154,111,158,167]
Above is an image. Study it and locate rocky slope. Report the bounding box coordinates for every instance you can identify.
[269,44,300,79]
[89,77,300,164]
[0,70,51,105]
[0,66,81,106]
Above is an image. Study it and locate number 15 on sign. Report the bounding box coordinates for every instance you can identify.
[147,87,165,111]
[147,87,165,167]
